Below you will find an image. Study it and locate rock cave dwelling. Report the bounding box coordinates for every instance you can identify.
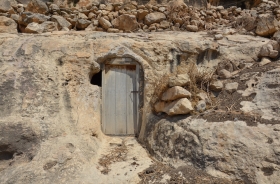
[1,0,280,183]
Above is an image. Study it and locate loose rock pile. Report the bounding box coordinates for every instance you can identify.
[0,0,279,35]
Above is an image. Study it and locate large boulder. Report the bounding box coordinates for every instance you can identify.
[51,15,72,30]
[255,14,279,37]
[0,16,17,33]
[163,98,194,115]
[112,14,138,32]
[26,0,49,14]
[162,86,191,101]
[144,12,166,26]
[18,12,50,27]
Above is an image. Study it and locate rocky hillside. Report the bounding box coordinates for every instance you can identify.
[0,0,280,36]
[1,0,280,184]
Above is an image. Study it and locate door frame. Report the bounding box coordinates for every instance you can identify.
[101,57,140,135]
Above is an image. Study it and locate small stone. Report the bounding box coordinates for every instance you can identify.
[186,25,198,32]
[259,57,271,66]
[214,34,223,40]
[210,80,223,92]
[218,69,232,79]
[107,28,119,33]
[225,82,239,93]
[162,86,192,101]
[196,100,206,112]
[26,0,49,15]
[99,17,112,30]
[144,12,166,25]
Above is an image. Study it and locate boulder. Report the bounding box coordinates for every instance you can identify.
[0,0,13,13]
[51,15,72,30]
[76,19,91,30]
[18,12,50,27]
[25,22,44,33]
[209,80,223,92]
[225,82,239,93]
[163,98,194,115]
[169,74,191,87]
[0,16,17,33]
[162,86,192,101]
[258,40,279,59]
[255,14,279,37]
[112,14,138,32]
[24,21,58,33]
[26,0,49,14]
[186,25,198,32]
[98,17,112,30]
[144,12,166,25]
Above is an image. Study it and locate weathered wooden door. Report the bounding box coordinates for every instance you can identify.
[102,59,139,135]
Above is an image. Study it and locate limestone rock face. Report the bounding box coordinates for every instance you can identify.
[163,98,193,115]
[0,16,17,33]
[162,86,191,101]
[0,32,274,183]
[146,118,280,184]
[168,74,190,87]
[144,12,166,25]
[112,14,138,32]
[256,14,279,37]
[26,0,49,15]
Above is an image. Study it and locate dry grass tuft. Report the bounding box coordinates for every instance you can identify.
[185,62,216,108]
[98,140,128,174]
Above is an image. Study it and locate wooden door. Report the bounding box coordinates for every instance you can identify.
[102,64,139,135]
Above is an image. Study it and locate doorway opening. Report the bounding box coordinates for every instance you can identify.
[90,70,102,87]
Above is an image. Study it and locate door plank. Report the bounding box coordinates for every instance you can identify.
[126,66,135,134]
[115,66,127,135]
[104,65,116,134]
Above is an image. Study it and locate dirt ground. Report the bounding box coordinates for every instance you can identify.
[197,61,280,126]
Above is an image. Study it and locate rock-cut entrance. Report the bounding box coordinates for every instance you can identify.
[101,58,140,136]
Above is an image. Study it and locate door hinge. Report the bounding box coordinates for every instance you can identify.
[131,91,139,93]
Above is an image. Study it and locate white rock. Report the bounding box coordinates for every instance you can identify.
[259,57,271,66]
[162,86,191,101]
[169,74,190,87]
[210,80,223,92]
[154,101,166,113]
[225,82,239,93]
[163,98,194,115]
[218,69,232,79]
